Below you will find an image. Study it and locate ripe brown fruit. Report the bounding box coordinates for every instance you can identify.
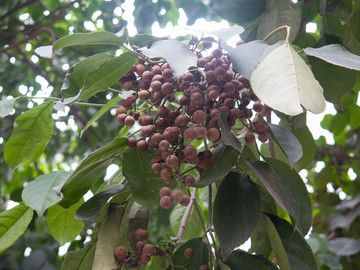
[184,128,196,141]
[258,133,269,143]
[161,82,174,95]
[192,110,207,124]
[166,155,179,168]
[245,132,255,144]
[127,137,137,148]
[160,168,173,184]
[138,90,150,100]
[124,116,135,126]
[136,140,148,152]
[114,245,127,260]
[183,175,195,187]
[159,187,172,197]
[184,248,195,258]
[214,66,226,80]
[199,265,210,270]
[136,241,145,250]
[254,122,269,134]
[207,128,220,143]
[171,190,184,203]
[201,40,212,49]
[143,244,155,256]
[180,195,190,206]
[253,102,264,113]
[160,195,172,209]
[135,229,149,240]
[151,163,162,174]
[139,254,151,266]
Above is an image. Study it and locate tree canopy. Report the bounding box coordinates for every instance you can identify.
[1,0,360,269]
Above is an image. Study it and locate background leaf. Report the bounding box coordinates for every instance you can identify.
[140,40,197,76]
[47,200,84,245]
[4,101,54,169]
[195,145,239,188]
[0,203,33,254]
[218,114,242,152]
[328,237,360,256]
[304,44,360,70]
[0,98,16,118]
[224,249,278,270]
[213,172,260,259]
[22,171,70,216]
[122,148,167,208]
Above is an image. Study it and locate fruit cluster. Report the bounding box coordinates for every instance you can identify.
[116,39,268,209]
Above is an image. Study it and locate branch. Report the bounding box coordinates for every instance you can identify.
[0,0,40,22]
[177,188,198,239]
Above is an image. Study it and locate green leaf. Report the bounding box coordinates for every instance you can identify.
[4,101,54,169]
[268,123,303,167]
[81,96,122,136]
[170,202,206,241]
[0,98,16,118]
[246,158,312,235]
[62,237,97,270]
[122,148,167,208]
[92,204,126,270]
[317,254,342,270]
[22,171,70,216]
[195,145,239,188]
[213,172,260,259]
[75,183,128,223]
[171,237,210,269]
[309,56,357,104]
[0,203,33,254]
[293,127,316,170]
[267,214,318,270]
[224,249,278,270]
[304,44,360,71]
[47,200,84,245]
[218,114,242,152]
[328,237,360,256]
[213,0,266,24]
[53,31,127,51]
[70,53,114,88]
[127,202,150,250]
[76,52,138,101]
[60,137,128,208]
[140,40,197,76]
[260,213,291,270]
[250,40,326,116]
[128,34,167,47]
[257,0,301,44]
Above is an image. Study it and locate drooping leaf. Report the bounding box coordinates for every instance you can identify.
[293,127,316,170]
[246,158,312,235]
[171,237,210,269]
[227,40,282,79]
[195,145,239,188]
[127,202,150,250]
[140,40,197,76]
[4,101,54,169]
[257,0,301,44]
[268,123,303,167]
[213,172,260,259]
[218,114,242,152]
[213,0,266,24]
[309,56,357,104]
[92,204,125,270]
[60,137,128,208]
[0,98,17,118]
[328,237,360,256]
[47,200,84,245]
[81,96,122,136]
[62,237,97,270]
[224,249,278,270]
[250,41,326,116]
[304,44,360,71]
[75,183,128,223]
[76,52,138,101]
[0,203,33,254]
[22,171,70,216]
[122,148,167,208]
[317,254,342,270]
[170,202,206,241]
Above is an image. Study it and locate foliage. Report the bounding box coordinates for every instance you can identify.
[1,0,360,269]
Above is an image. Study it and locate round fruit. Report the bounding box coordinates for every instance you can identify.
[114,245,127,260]
[170,190,184,203]
[184,248,195,258]
[159,187,171,197]
[135,229,149,240]
[143,244,155,256]
[160,195,172,209]
[183,175,195,187]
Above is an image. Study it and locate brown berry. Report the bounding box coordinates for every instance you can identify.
[166,155,179,168]
[135,229,149,240]
[192,110,207,124]
[151,163,162,174]
[183,175,195,187]
[143,244,155,256]
[136,241,145,250]
[180,195,190,206]
[171,190,184,203]
[201,40,212,49]
[136,140,148,152]
[124,116,135,126]
[245,133,255,143]
[159,187,172,197]
[139,254,151,266]
[127,137,137,148]
[199,265,210,270]
[160,195,172,209]
[207,128,220,143]
[184,248,195,258]
[114,245,127,260]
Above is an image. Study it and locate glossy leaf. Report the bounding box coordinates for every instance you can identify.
[22,171,70,216]
[92,204,125,270]
[268,123,303,167]
[328,237,360,256]
[140,40,197,76]
[224,249,278,270]
[0,98,16,118]
[195,145,239,188]
[47,200,84,245]
[122,148,167,208]
[246,158,312,235]
[267,214,318,270]
[226,40,282,79]
[171,237,210,269]
[0,203,33,254]
[293,127,316,170]
[4,101,54,169]
[218,114,242,152]
[62,238,97,270]
[76,52,138,101]
[257,0,301,44]
[81,96,122,136]
[213,172,260,259]
[250,41,326,116]
[60,137,128,208]
[75,183,128,223]
[213,0,266,24]
[304,44,360,71]
[170,202,205,241]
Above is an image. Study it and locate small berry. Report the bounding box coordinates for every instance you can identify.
[114,245,127,260]
[136,241,145,250]
[171,190,184,203]
[183,175,195,187]
[139,254,151,266]
[143,244,155,256]
[135,229,149,240]
[245,133,255,144]
[160,195,172,209]
[180,195,190,206]
[184,248,195,258]
[166,155,179,168]
[159,187,171,197]
[199,265,210,270]
[124,116,135,126]
[127,137,137,148]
